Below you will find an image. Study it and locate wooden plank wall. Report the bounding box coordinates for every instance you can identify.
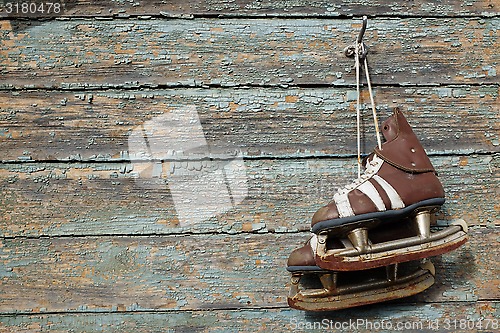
[1,1,499,332]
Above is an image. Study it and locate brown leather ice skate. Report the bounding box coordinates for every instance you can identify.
[308,108,468,270]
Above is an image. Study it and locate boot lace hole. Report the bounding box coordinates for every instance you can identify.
[411,148,416,153]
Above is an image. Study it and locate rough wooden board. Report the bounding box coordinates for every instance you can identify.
[2,0,499,19]
[1,18,498,89]
[0,227,497,314]
[0,302,499,333]
[1,86,498,162]
[0,1,497,330]
[1,155,498,238]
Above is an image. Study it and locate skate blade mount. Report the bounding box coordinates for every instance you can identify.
[315,214,468,271]
[288,261,435,311]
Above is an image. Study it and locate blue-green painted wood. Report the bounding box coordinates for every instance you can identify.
[0,86,498,162]
[0,227,498,314]
[0,155,498,237]
[1,18,498,89]
[0,303,499,333]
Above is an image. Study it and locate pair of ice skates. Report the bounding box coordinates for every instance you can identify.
[286,108,469,311]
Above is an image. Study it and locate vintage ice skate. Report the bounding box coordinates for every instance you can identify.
[287,232,436,311]
[310,108,468,270]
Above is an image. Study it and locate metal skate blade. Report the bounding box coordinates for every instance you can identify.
[287,261,435,311]
[451,219,468,233]
[315,222,468,271]
[419,260,436,276]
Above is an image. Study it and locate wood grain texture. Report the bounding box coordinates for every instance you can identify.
[1,189,492,315]
[1,0,498,18]
[0,302,499,333]
[0,227,497,314]
[0,155,498,238]
[1,0,499,329]
[1,18,499,89]
[0,86,498,162]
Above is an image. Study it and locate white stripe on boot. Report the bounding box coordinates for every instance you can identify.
[357,180,387,211]
[372,175,405,209]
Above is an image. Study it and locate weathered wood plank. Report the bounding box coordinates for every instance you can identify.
[0,227,497,313]
[2,0,499,19]
[0,0,496,328]
[0,155,497,238]
[0,87,498,162]
[0,302,499,333]
[1,18,498,89]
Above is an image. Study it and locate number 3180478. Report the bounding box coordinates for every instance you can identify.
[443,318,499,330]
[5,2,62,16]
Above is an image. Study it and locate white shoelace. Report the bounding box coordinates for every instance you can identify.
[352,17,382,178]
[335,154,383,197]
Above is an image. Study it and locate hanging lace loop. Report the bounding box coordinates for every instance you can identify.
[344,16,382,178]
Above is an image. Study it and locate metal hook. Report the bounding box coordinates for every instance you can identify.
[357,16,368,44]
[344,16,369,59]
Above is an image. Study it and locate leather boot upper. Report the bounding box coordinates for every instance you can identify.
[311,107,444,228]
